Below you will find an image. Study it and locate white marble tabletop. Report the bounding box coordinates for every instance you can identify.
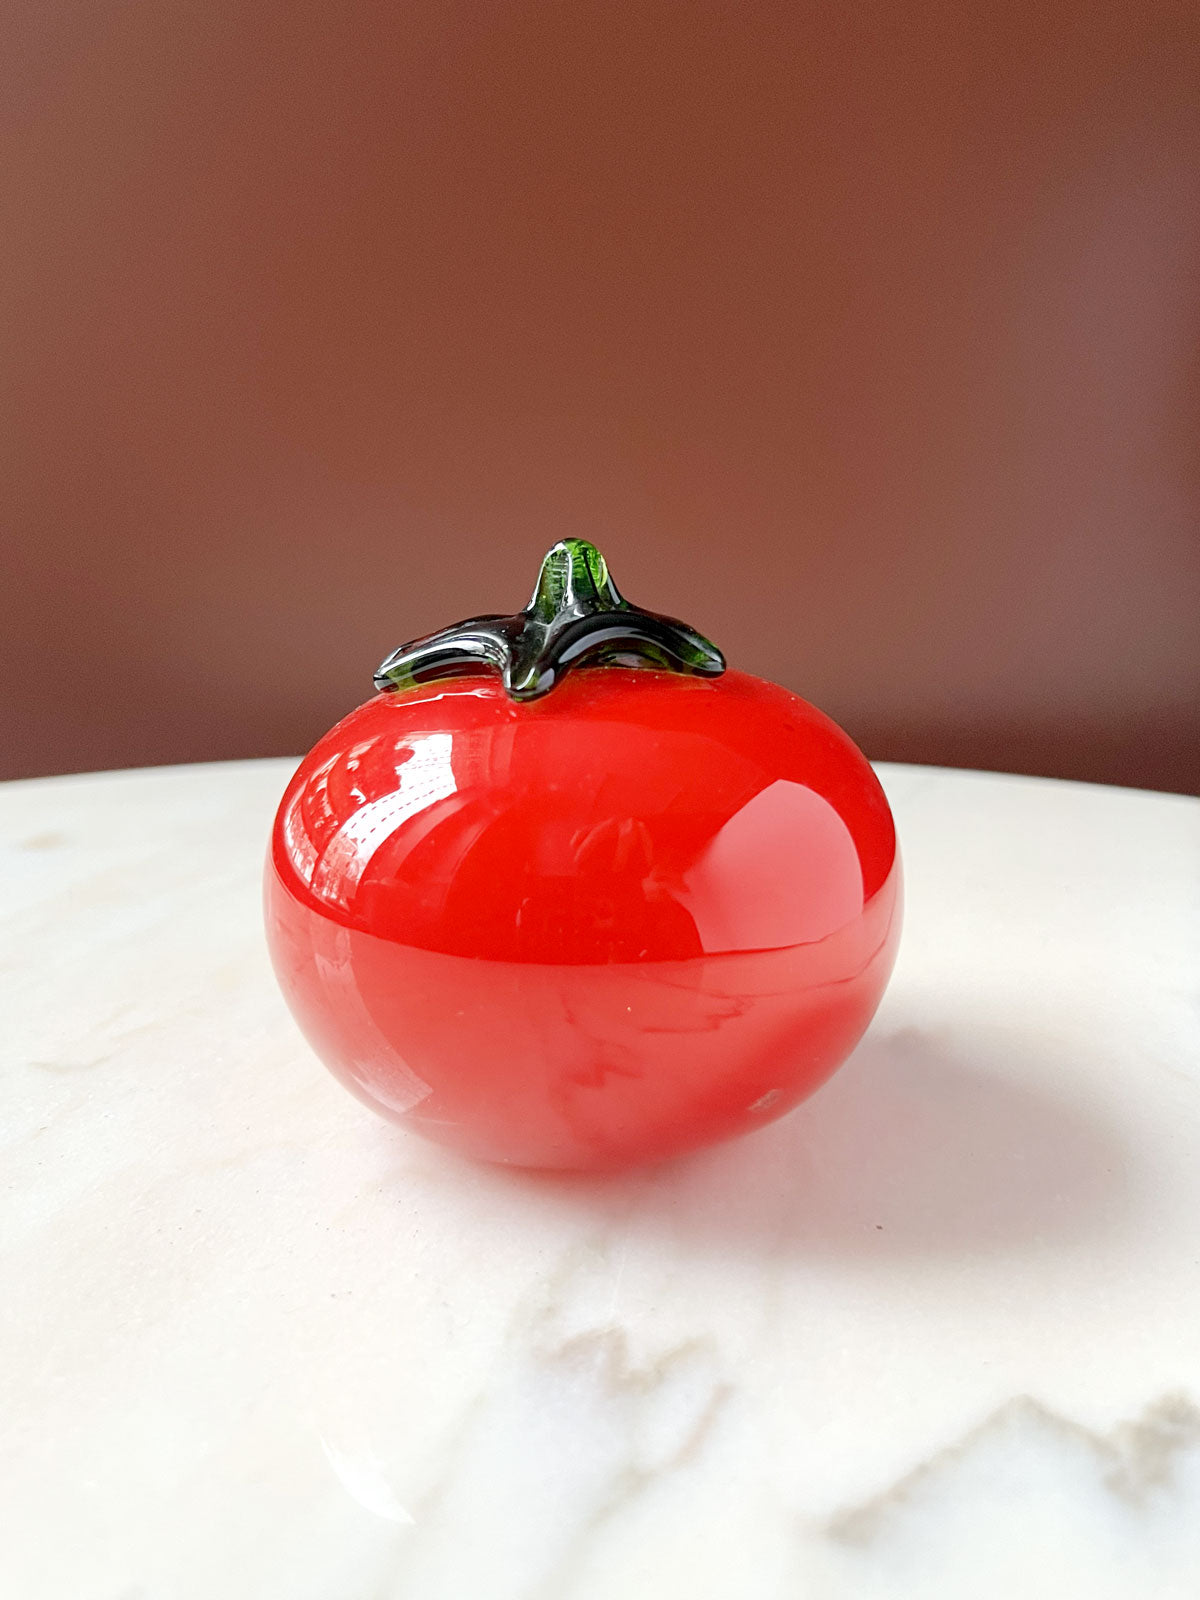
[2,758,1199,1599]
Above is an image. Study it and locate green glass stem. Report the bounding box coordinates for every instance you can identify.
[375,539,725,702]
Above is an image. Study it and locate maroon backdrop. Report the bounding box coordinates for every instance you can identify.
[4,1,1198,791]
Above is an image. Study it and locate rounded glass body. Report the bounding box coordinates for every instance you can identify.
[265,668,901,1170]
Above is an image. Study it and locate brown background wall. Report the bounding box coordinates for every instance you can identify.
[4,1,1198,792]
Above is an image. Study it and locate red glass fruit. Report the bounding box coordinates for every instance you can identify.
[265,541,901,1170]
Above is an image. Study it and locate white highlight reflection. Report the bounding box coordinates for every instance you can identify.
[319,1435,416,1526]
[309,734,457,909]
[678,779,865,950]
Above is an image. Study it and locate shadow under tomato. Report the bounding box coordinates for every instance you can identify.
[503,1022,1133,1260]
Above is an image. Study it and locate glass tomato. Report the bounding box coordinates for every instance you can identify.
[265,542,901,1170]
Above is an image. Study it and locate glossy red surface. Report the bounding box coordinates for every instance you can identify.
[265,668,901,1169]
